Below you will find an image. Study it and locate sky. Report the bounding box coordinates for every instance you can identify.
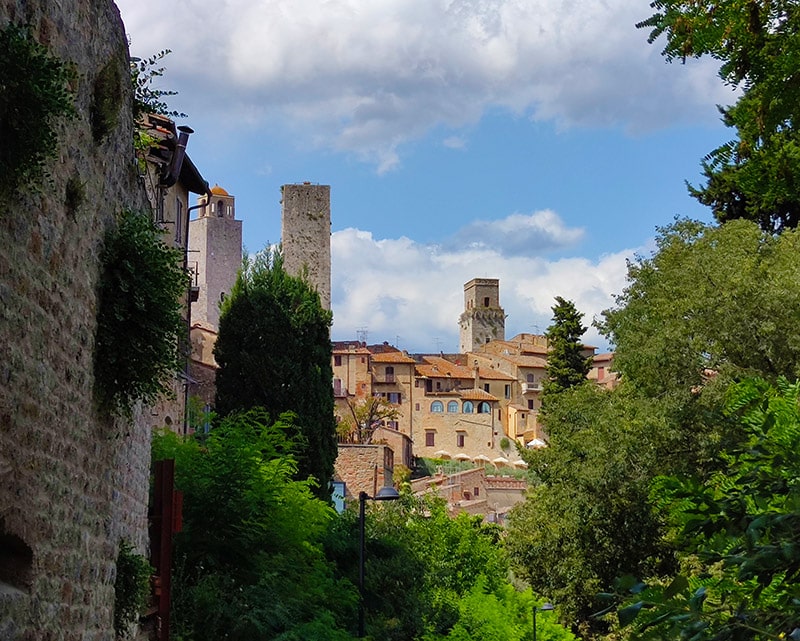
[116,0,735,354]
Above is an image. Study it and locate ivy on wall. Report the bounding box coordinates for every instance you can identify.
[94,209,188,413]
[0,23,75,195]
[113,541,153,638]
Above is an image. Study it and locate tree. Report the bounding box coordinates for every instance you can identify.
[152,410,356,641]
[542,297,592,399]
[638,0,800,232]
[214,248,337,498]
[507,384,677,639]
[337,396,400,444]
[598,219,800,398]
[610,377,800,640]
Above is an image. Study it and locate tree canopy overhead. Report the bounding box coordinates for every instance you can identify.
[639,0,800,232]
[214,247,337,498]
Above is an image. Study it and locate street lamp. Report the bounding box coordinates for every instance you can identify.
[533,602,554,641]
[358,486,401,638]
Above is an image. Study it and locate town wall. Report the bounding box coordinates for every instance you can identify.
[0,2,152,638]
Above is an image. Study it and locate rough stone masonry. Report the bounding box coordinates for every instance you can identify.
[0,1,154,639]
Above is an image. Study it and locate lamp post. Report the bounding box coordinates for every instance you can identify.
[358,486,401,638]
[533,602,554,641]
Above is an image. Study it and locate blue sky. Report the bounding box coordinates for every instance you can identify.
[116,0,733,353]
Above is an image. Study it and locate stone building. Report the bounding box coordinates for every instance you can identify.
[0,2,157,638]
[281,183,331,310]
[458,278,506,353]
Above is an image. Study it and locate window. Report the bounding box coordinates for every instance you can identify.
[478,402,490,414]
[431,401,444,413]
[483,383,490,393]
[483,297,490,307]
[463,401,474,413]
[447,401,458,413]
[456,432,465,447]
[436,381,442,391]
[333,378,342,396]
[504,384,510,399]
[385,366,395,382]
[597,366,605,380]
[415,403,420,411]
[388,392,401,404]
[386,420,399,430]
[473,487,480,497]
[528,399,534,410]
[527,373,535,383]
[334,355,342,366]
[217,199,224,217]
[425,431,435,446]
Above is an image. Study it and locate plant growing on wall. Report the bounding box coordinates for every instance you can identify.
[95,209,188,413]
[113,541,153,638]
[0,23,75,195]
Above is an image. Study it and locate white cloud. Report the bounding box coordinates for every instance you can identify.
[447,209,584,256]
[331,223,637,354]
[118,0,729,167]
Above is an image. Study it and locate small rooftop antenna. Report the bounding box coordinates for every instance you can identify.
[356,327,369,344]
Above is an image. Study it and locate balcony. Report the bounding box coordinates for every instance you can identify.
[521,382,542,393]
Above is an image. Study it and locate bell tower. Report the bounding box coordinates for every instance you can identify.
[459,278,506,353]
[188,184,242,332]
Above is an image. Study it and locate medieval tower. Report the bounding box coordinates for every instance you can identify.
[459,278,506,353]
[281,183,331,310]
[188,185,243,332]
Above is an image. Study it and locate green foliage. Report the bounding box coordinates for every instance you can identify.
[323,492,577,641]
[113,542,153,638]
[0,23,75,195]
[214,247,336,498]
[599,219,800,397]
[92,55,124,142]
[610,378,800,640]
[153,409,354,640]
[130,49,187,120]
[542,297,592,400]
[95,209,188,413]
[506,384,677,638]
[638,0,800,231]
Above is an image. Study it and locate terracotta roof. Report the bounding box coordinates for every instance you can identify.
[332,340,369,354]
[416,356,475,379]
[496,354,548,368]
[458,388,498,401]
[371,351,416,364]
[476,366,515,381]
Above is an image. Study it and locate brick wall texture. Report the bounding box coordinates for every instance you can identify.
[0,1,153,639]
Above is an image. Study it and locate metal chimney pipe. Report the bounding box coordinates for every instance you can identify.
[161,125,194,187]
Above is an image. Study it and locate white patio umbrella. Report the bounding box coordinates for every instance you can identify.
[473,454,491,465]
[454,453,471,461]
[526,438,547,449]
[513,459,528,469]
[433,450,452,459]
[492,456,510,466]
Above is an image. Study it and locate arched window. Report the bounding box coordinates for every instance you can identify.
[431,401,444,413]
[462,401,474,413]
[526,373,535,383]
[447,400,458,413]
[217,200,224,217]
[478,401,490,414]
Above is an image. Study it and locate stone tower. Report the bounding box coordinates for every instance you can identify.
[281,183,331,310]
[188,184,243,331]
[459,278,506,353]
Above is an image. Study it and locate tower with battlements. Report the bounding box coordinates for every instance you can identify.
[459,278,506,353]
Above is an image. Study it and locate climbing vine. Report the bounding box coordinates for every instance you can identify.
[0,23,75,195]
[95,209,188,413]
[113,541,153,638]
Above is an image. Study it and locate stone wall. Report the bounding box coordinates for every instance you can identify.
[0,1,152,638]
[335,444,395,499]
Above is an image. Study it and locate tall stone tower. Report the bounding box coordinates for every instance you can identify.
[188,184,243,331]
[459,278,506,353]
[281,183,331,310]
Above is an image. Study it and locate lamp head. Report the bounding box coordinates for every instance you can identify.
[539,603,555,612]
[374,486,401,501]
